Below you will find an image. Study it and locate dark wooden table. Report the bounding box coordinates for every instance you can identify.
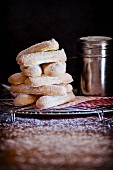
[0,88,113,170]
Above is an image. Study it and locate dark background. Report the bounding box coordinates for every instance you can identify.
[1,0,113,86]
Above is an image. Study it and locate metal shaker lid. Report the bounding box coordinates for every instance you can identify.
[77,36,113,56]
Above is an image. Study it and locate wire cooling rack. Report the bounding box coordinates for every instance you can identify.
[0,98,113,123]
[0,87,113,124]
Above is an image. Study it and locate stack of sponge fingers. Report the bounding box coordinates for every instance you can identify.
[8,38,75,109]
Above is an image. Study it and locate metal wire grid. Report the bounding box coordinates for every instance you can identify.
[0,99,113,127]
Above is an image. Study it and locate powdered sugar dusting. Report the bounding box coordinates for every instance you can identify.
[0,115,113,170]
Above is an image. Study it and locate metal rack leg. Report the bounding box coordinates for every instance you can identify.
[11,113,15,122]
[98,110,104,122]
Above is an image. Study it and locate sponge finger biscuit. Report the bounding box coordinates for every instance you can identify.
[17,49,67,66]
[16,38,59,61]
[36,91,75,109]
[25,73,73,87]
[11,83,73,96]
[8,72,26,85]
[14,94,38,106]
[42,62,66,76]
[20,65,42,77]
